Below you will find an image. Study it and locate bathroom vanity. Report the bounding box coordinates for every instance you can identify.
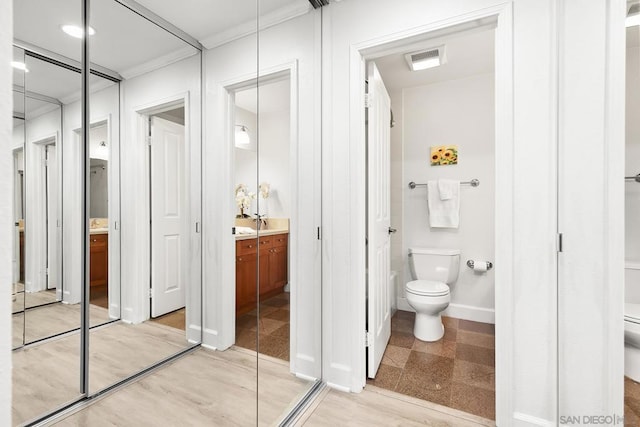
[236,230,289,315]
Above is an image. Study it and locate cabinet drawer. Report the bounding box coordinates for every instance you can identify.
[236,238,258,255]
[272,233,288,247]
[257,237,273,250]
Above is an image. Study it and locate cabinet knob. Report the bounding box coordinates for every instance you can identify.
[247,245,253,248]
[92,239,97,242]
[238,257,243,261]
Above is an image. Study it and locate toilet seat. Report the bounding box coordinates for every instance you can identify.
[406,280,449,297]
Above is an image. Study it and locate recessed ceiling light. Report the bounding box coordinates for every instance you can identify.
[11,61,29,72]
[628,4,640,27]
[61,24,96,39]
[405,46,446,72]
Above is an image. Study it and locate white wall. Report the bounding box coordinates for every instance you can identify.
[399,73,495,322]
[627,43,640,263]
[0,3,13,421]
[258,109,291,219]
[235,101,291,219]
[234,105,258,215]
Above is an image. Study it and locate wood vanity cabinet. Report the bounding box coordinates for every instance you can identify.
[236,233,288,315]
[89,233,108,287]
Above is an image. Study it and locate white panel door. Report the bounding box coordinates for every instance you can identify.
[151,117,186,318]
[367,61,392,378]
[46,145,58,290]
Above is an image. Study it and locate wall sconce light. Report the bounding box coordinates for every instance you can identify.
[235,125,251,148]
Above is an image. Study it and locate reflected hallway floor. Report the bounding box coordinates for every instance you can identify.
[235,291,290,361]
[367,310,496,420]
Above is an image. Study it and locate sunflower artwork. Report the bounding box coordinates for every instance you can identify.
[430,145,458,166]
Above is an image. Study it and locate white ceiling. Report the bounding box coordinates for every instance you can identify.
[13,0,310,107]
[235,79,291,114]
[374,28,495,92]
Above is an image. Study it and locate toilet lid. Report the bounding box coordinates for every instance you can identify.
[406,280,449,296]
[625,303,640,323]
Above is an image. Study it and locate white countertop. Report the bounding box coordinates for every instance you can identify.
[235,228,288,241]
[90,228,109,235]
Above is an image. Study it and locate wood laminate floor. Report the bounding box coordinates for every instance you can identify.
[297,385,495,426]
[48,350,492,427]
[150,308,186,330]
[12,302,112,348]
[13,319,191,425]
[52,347,312,426]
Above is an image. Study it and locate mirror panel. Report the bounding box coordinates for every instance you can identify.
[12,0,84,424]
[12,46,25,351]
[256,2,323,423]
[86,0,202,395]
[22,55,74,344]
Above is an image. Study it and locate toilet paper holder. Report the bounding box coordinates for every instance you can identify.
[466,260,493,270]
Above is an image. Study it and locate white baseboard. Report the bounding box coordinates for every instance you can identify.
[326,382,351,393]
[397,298,495,324]
[513,412,555,426]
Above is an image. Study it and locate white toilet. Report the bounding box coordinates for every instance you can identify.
[406,247,460,342]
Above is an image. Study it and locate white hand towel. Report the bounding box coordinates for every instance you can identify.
[437,179,458,201]
[427,180,460,228]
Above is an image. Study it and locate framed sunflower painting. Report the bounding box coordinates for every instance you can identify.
[430,145,458,166]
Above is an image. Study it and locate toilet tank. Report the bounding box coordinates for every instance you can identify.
[409,247,461,284]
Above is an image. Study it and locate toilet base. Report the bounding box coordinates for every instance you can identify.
[414,312,445,342]
[626,344,640,383]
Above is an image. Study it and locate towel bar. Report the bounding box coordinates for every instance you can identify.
[408,179,479,189]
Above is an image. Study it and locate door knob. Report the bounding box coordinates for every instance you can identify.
[388,227,397,234]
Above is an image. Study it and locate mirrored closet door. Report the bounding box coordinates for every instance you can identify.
[12,0,84,423]
[255,2,324,424]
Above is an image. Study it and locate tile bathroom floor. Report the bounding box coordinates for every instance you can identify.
[367,310,496,420]
[235,291,290,361]
[625,376,640,426]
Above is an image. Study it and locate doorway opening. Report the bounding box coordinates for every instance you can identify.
[364,22,497,420]
[230,72,293,363]
[146,103,188,331]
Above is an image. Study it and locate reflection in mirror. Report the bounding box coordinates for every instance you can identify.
[12,0,84,423]
[625,12,640,422]
[256,3,323,424]
[86,0,201,395]
[12,47,25,351]
[22,54,75,345]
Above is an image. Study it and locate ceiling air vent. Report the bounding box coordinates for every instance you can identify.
[405,46,446,71]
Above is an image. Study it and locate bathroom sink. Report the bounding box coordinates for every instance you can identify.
[235,226,257,235]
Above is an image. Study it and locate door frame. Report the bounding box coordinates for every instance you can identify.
[132,92,198,340]
[27,132,59,295]
[351,4,514,422]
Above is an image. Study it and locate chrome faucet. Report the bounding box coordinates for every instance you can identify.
[253,214,267,230]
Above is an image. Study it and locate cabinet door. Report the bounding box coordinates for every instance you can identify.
[236,253,257,315]
[258,248,272,294]
[269,245,288,289]
[89,235,108,287]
